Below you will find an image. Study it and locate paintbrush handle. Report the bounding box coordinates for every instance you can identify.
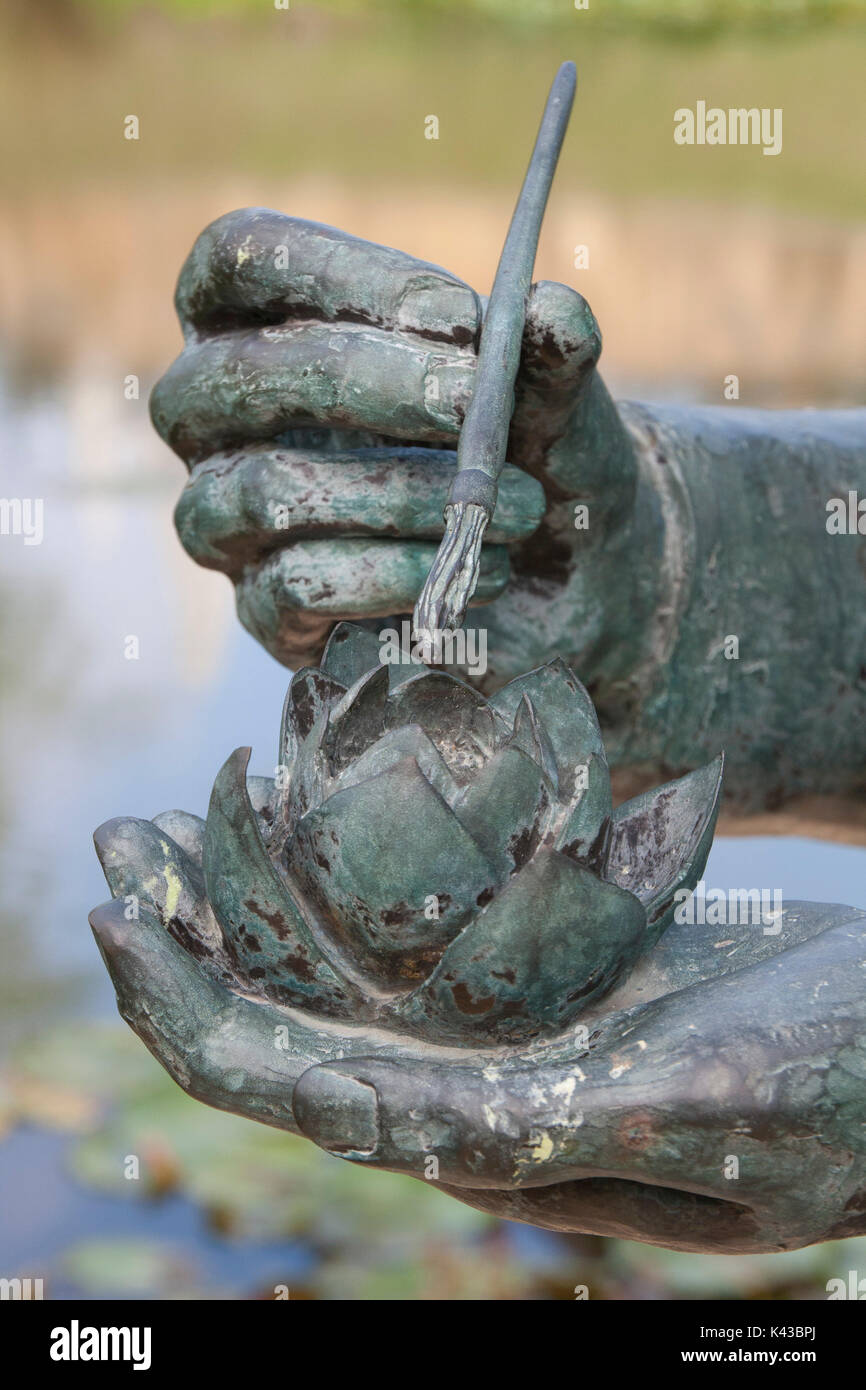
[448,60,577,513]
[413,62,576,639]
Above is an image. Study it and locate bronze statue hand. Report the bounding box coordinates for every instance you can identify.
[151,207,866,807]
[290,901,866,1254]
[149,207,640,674]
[91,877,866,1254]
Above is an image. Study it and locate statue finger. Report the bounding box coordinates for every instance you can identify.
[91,814,452,1131]
[518,282,600,405]
[175,447,544,574]
[512,279,638,509]
[234,537,511,668]
[150,323,474,464]
[436,1175,765,1253]
[93,815,229,976]
[507,280,600,476]
[89,897,349,1132]
[174,208,480,347]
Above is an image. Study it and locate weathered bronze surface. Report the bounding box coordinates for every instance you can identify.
[150,207,866,809]
[93,73,866,1252]
[92,625,866,1253]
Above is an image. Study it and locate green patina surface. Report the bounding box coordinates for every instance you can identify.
[151,207,866,808]
[92,624,866,1253]
[93,185,866,1254]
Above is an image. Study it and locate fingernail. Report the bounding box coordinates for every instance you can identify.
[295,1067,380,1156]
[397,279,480,346]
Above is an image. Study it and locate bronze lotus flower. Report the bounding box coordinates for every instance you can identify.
[93,622,723,1049]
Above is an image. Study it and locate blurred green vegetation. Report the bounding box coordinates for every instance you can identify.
[56,0,866,37]
[2,1023,557,1298]
[3,0,865,216]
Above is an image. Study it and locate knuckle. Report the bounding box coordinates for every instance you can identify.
[194,206,286,265]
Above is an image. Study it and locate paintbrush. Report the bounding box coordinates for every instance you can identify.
[412,60,577,640]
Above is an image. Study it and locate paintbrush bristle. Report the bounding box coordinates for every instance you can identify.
[413,502,490,641]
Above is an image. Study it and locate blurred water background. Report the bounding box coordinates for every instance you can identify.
[0,0,864,1299]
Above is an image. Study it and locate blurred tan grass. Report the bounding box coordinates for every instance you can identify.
[2,3,865,214]
[2,178,864,404]
[1,3,864,396]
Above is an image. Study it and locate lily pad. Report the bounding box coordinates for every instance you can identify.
[61,1238,196,1296]
[10,1022,166,1111]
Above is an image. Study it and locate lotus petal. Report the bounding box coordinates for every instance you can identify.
[289,756,499,987]
[606,753,724,944]
[386,659,427,690]
[281,666,347,748]
[93,816,229,976]
[322,663,389,775]
[451,744,550,877]
[402,848,647,1043]
[204,747,362,1016]
[384,670,498,783]
[335,723,461,808]
[506,694,558,793]
[273,667,347,839]
[319,621,383,688]
[491,657,604,799]
[554,751,612,870]
[151,809,206,867]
